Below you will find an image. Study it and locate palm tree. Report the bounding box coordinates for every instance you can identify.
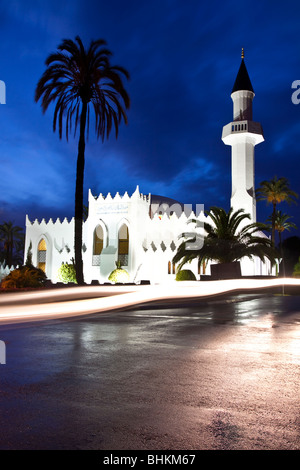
[0,222,24,267]
[256,176,298,245]
[173,207,278,272]
[267,211,297,277]
[35,36,130,284]
[268,211,297,249]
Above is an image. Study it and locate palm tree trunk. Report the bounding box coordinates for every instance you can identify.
[4,239,12,267]
[74,101,87,285]
[279,231,286,278]
[271,201,276,246]
[4,242,11,267]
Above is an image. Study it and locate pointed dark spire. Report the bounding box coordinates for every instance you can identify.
[231,49,254,94]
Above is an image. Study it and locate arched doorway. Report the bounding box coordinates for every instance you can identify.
[118,224,129,266]
[93,225,104,266]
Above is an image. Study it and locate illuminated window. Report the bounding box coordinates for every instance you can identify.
[37,238,46,272]
[92,225,104,266]
[118,224,129,266]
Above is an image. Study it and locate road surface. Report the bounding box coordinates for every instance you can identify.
[0,290,299,450]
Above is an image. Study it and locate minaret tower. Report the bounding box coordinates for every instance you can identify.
[222,49,264,224]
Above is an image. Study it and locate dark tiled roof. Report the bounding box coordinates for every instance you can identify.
[232,59,254,93]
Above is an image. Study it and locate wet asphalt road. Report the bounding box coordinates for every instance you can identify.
[0,293,300,450]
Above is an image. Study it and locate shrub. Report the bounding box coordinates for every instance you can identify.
[108,268,130,284]
[1,266,47,289]
[58,263,77,284]
[293,257,300,278]
[175,269,197,281]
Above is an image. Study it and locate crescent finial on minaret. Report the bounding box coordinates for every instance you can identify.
[241,47,244,59]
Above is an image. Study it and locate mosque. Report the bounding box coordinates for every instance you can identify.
[24,52,275,284]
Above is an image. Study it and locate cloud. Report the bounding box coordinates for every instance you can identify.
[0,0,300,240]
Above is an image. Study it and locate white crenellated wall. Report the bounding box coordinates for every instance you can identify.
[24,186,207,284]
[24,185,275,284]
[24,215,74,283]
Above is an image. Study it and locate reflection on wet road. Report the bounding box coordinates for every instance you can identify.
[0,293,299,450]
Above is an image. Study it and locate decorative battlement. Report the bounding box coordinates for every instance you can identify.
[151,209,201,222]
[26,214,74,226]
[89,185,150,203]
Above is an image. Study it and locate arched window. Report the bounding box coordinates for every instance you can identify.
[37,238,47,273]
[93,225,104,266]
[118,224,129,266]
[168,261,176,274]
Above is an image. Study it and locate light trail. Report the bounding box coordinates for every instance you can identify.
[0,278,299,325]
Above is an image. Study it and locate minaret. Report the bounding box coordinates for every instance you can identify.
[222,49,264,224]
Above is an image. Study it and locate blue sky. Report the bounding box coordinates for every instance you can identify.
[0,0,300,239]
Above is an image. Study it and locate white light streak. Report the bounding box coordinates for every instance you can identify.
[0,278,299,325]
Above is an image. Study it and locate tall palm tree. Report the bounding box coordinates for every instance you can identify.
[0,222,24,267]
[173,207,278,272]
[256,176,298,245]
[35,36,130,284]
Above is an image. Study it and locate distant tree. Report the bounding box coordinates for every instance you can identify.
[267,211,297,277]
[83,205,88,222]
[35,36,130,284]
[267,210,297,249]
[0,222,24,267]
[281,236,300,276]
[256,176,298,245]
[173,207,278,272]
[25,241,33,266]
[293,257,300,278]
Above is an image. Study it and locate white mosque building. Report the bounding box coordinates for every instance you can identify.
[24,52,274,284]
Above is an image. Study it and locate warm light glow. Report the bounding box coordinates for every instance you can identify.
[0,278,299,325]
[37,238,47,272]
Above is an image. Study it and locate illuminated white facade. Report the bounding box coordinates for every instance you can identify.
[24,188,207,283]
[24,54,275,283]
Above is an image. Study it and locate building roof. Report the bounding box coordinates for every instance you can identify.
[150,194,184,208]
[150,194,185,217]
[231,58,254,94]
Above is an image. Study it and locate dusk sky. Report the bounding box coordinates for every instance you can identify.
[1,0,300,239]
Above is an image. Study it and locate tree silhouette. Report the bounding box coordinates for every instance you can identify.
[256,176,298,245]
[267,211,297,277]
[35,36,130,284]
[0,221,24,267]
